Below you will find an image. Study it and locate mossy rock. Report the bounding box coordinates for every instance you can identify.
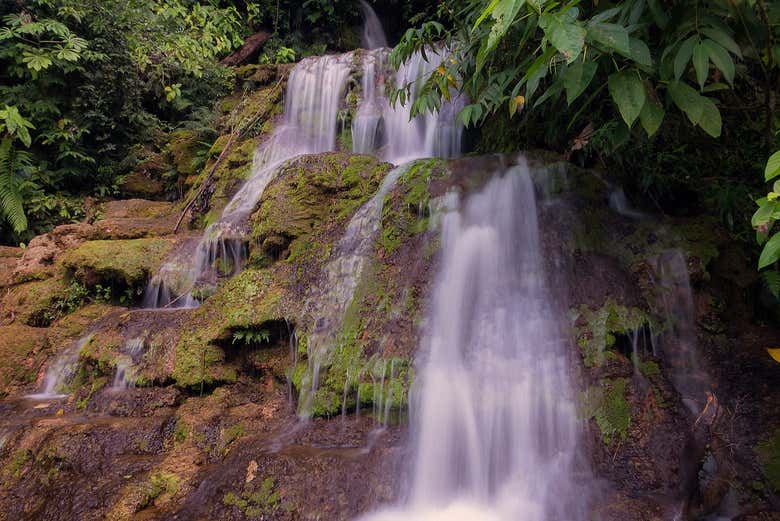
[167,130,204,177]
[379,158,448,255]
[0,325,50,395]
[251,152,390,263]
[61,238,177,292]
[579,377,632,445]
[572,299,652,368]
[173,269,292,388]
[0,277,70,327]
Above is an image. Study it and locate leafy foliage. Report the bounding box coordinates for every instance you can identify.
[391,1,778,142]
[232,328,271,346]
[753,150,780,274]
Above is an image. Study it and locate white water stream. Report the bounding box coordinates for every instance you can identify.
[360,161,588,521]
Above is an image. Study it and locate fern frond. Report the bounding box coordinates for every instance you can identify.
[0,138,30,233]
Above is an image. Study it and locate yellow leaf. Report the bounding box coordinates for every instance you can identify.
[768,348,780,363]
[769,192,780,201]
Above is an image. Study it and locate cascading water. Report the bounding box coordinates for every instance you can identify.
[361,160,588,521]
[111,338,146,390]
[144,53,355,308]
[360,0,388,50]
[27,335,92,399]
[352,47,465,164]
[352,2,464,164]
[652,250,711,414]
[299,164,408,417]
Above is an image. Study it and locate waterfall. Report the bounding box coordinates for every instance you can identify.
[360,0,388,50]
[361,160,588,521]
[27,335,92,399]
[111,338,146,390]
[652,250,711,415]
[353,47,465,164]
[299,164,408,417]
[383,49,465,164]
[144,53,355,308]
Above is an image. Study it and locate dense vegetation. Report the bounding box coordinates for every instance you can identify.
[1,0,779,282]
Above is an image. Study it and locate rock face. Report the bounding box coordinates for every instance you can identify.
[1,151,778,518]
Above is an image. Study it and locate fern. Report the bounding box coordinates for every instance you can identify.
[0,138,31,234]
[762,270,780,299]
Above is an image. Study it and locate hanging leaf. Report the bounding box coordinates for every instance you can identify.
[639,96,665,137]
[540,12,586,64]
[692,41,710,89]
[668,80,702,123]
[765,150,780,181]
[701,27,742,58]
[759,231,780,269]
[702,39,734,86]
[674,36,697,80]
[697,96,722,137]
[608,71,646,127]
[563,60,597,105]
[476,0,526,73]
[752,200,778,229]
[620,38,653,68]
[587,22,630,55]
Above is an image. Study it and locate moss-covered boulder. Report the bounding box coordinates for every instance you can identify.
[92,199,178,240]
[61,238,178,292]
[0,325,50,396]
[251,152,391,264]
[173,269,292,388]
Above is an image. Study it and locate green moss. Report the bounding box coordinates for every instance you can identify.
[573,299,651,367]
[756,428,780,491]
[5,450,30,480]
[379,159,446,255]
[75,376,108,410]
[0,325,49,392]
[140,471,181,508]
[167,129,204,177]
[223,423,245,447]
[579,377,631,445]
[223,477,280,517]
[62,238,175,290]
[639,360,661,378]
[250,152,389,264]
[173,269,288,388]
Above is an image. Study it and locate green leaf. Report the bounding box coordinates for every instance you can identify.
[639,96,665,137]
[759,232,780,269]
[753,200,778,228]
[674,36,696,80]
[701,27,742,58]
[476,0,526,73]
[540,12,586,64]
[767,151,780,181]
[702,40,734,85]
[22,52,53,72]
[608,71,646,127]
[692,41,709,89]
[563,60,597,105]
[621,38,653,68]
[698,96,722,137]
[473,0,501,30]
[668,80,703,125]
[587,22,630,55]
